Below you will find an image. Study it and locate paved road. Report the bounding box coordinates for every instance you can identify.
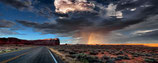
[0,47,63,63]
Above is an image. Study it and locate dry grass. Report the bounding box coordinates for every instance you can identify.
[49,47,82,63]
[0,45,33,54]
[49,45,158,63]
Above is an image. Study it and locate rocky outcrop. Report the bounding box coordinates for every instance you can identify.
[0,37,60,46]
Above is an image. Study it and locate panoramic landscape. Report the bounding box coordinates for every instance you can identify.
[0,0,158,63]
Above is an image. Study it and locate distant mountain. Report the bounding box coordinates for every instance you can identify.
[0,37,60,46]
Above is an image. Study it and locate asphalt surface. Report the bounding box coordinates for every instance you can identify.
[0,46,63,63]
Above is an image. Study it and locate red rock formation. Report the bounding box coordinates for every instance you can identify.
[0,37,60,46]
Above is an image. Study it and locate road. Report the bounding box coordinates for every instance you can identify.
[0,47,63,63]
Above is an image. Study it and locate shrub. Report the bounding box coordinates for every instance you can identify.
[101,51,104,54]
[69,51,76,54]
[144,58,158,63]
[89,51,98,55]
[101,55,110,60]
[118,51,124,55]
[58,49,64,51]
[73,53,102,63]
[101,55,111,62]
[117,55,130,60]
[106,58,115,63]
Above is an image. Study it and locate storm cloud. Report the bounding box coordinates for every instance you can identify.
[0,28,20,36]
[0,0,54,17]
[0,0,32,10]
[0,19,15,28]
[14,0,158,43]
[106,15,158,43]
[0,19,21,36]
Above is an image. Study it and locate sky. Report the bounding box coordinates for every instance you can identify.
[0,0,158,44]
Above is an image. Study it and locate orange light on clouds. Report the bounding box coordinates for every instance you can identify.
[88,33,97,44]
[87,33,105,44]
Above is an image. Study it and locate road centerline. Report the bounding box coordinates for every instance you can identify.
[0,52,29,63]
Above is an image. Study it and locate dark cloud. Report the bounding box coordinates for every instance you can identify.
[137,30,158,40]
[135,33,158,40]
[0,19,15,28]
[32,0,55,18]
[110,30,158,43]
[16,17,92,34]
[106,15,158,43]
[0,0,55,18]
[16,0,158,43]
[16,16,145,43]
[117,0,158,20]
[0,0,31,10]
[0,19,22,36]
[116,0,146,10]
[119,15,158,32]
[0,28,21,36]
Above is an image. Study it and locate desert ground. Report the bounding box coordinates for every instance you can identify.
[0,45,33,54]
[50,44,158,63]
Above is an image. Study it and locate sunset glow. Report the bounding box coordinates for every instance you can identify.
[86,43,158,47]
